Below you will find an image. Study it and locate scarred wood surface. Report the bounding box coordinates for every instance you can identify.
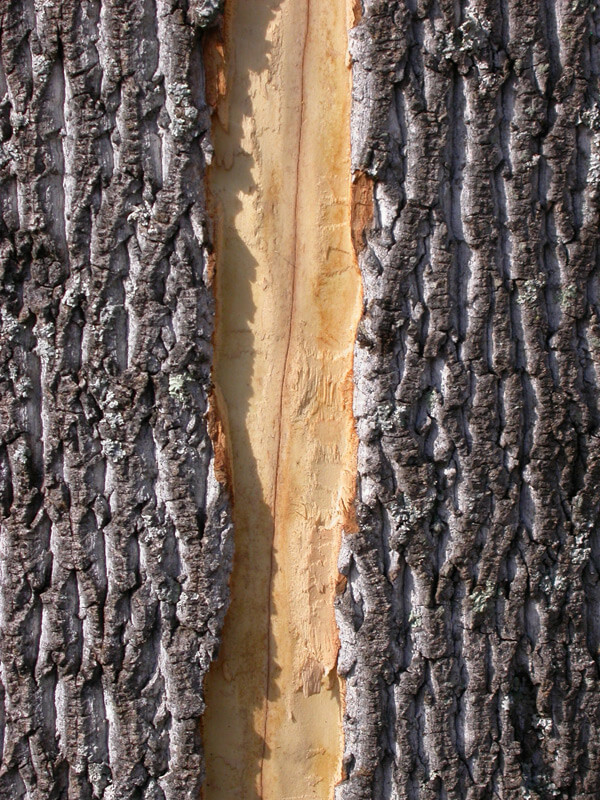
[337,1,600,798]
[202,0,360,797]
[0,1,232,798]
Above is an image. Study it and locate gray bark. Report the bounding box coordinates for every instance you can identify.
[0,1,232,798]
[1,0,600,799]
[337,1,600,799]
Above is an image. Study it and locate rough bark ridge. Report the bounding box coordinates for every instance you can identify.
[338,0,600,798]
[0,1,232,798]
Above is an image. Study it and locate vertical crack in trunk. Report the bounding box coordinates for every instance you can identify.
[202,0,360,798]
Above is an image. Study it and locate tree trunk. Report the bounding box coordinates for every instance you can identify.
[1,0,599,799]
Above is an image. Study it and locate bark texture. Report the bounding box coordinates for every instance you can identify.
[2,0,600,798]
[0,1,232,798]
[337,1,600,799]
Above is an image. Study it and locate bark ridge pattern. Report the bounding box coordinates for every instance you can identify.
[338,0,600,798]
[0,2,232,798]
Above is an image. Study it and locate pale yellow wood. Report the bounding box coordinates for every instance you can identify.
[202,0,360,797]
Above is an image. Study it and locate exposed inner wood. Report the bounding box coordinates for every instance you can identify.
[202,0,360,798]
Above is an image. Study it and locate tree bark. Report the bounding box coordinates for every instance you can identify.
[338,1,600,798]
[0,1,232,798]
[1,0,600,799]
